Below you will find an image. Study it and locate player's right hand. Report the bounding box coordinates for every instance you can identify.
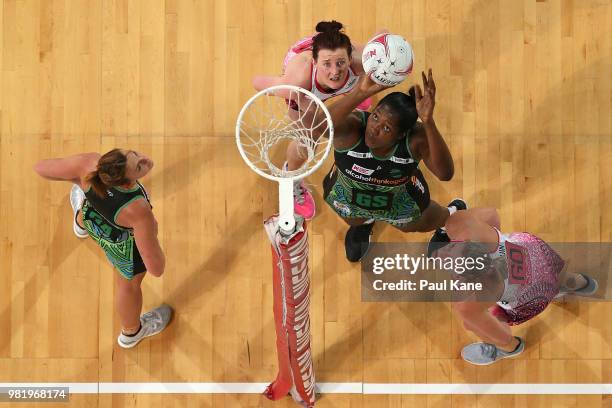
[357,74,390,96]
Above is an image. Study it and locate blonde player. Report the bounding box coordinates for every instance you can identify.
[34,149,172,348]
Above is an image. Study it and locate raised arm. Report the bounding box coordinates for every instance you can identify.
[412,69,454,181]
[313,75,388,144]
[286,75,389,169]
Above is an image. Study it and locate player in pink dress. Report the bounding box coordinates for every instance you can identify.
[429,207,599,365]
[252,21,383,220]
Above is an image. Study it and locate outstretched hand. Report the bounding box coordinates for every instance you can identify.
[413,68,436,124]
[357,74,391,97]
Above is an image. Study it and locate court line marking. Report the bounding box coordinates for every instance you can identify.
[1,383,610,394]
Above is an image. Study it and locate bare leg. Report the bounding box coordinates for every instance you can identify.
[445,208,499,250]
[286,139,309,171]
[116,272,145,334]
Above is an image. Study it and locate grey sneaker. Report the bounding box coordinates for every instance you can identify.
[461,336,524,366]
[556,274,599,299]
[117,304,173,349]
[70,184,88,239]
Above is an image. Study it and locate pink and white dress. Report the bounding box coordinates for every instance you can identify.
[283,35,369,110]
[489,230,565,326]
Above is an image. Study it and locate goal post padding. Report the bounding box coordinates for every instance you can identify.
[263,216,315,407]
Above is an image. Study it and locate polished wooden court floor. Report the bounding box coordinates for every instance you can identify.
[0,0,610,406]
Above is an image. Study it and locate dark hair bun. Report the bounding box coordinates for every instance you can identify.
[315,20,343,33]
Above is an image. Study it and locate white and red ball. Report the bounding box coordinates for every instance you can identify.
[362,33,414,86]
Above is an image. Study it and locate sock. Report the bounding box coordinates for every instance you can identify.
[447,206,457,216]
[122,323,142,337]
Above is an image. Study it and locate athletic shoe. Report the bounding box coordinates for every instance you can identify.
[117,304,173,349]
[556,274,599,298]
[70,184,88,239]
[356,97,373,111]
[427,228,450,257]
[448,197,468,212]
[294,180,315,220]
[344,222,375,262]
[461,336,525,366]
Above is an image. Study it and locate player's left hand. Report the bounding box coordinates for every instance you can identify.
[414,68,436,124]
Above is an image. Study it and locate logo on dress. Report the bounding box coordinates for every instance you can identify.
[411,175,425,193]
[351,164,375,175]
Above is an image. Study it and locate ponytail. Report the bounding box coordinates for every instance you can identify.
[86,170,108,199]
[85,148,129,198]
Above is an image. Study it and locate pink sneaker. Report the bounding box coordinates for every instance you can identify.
[356,97,372,111]
[294,180,315,220]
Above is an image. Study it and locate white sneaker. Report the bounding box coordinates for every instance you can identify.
[117,304,173,349]
[70,184,88,239]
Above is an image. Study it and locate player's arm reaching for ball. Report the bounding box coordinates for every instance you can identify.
[285,75,390,170]
[410,69,454,181]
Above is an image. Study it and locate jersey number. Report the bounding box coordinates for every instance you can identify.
[505,241,529,284]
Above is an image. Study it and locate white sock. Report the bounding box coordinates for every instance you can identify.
[448,206,457,216]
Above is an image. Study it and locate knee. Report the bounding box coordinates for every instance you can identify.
[445,211,476,239]
[117,277,143,295]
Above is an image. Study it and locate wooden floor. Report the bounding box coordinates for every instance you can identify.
[1,0,611,406]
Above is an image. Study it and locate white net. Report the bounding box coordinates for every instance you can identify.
[236,85,333,181]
